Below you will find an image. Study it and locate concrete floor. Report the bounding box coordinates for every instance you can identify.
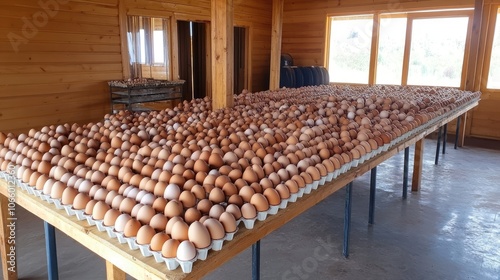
[4,138,500,280]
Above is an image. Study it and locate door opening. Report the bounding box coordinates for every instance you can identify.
[234,26,248,94]
[178,21,209,100]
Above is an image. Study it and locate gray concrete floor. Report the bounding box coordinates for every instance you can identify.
[4,138,500,280]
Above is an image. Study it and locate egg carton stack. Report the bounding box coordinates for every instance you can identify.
[0,85,481,274]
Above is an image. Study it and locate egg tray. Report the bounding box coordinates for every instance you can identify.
[0,86,481,275]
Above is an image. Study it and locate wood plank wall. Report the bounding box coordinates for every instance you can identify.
[0,0,271,135]
[282,0,500,140]
[0,0,122,135]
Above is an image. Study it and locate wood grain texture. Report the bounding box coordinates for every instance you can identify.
[0,190,17,280]
[412,138,424,191]
[269,0,284,90]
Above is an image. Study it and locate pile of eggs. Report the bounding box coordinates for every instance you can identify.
[0,84,480,273]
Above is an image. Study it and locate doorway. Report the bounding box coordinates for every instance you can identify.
[234,26,248,94]
[178,21,209,100]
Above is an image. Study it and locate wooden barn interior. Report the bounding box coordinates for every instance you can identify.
[0,0,499,279]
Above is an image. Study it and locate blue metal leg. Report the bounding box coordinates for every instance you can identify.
[435,126,442,165]
[252,240,260,280]
[368,167,377,225]
[44,221,59,280]
[454,117,461,149]
[443,123,447,154]
[403,147,409,199]
[343,182,353,258]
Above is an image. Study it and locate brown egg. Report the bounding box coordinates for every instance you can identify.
[241,203,257,219]
[165,216,183,235]
[184,207,202,224]
[219,212,237,232]
[171,220,189,241]
[226,204,242,220]
[208,187,225,204]
[263,188,281,206]
[84,199,98,215]
[150,232,170,251]
[209,204,225,219]
[149,213,168,231]
[164,200,183,218]
[179,190,196,208]
[136,205,156,224]
[188,221,211,248]
[242,167,258,184]
[92,201,111,220]
[49,181,66,199]
[136,225,156,245]
[305,166,321,181]
[152,197,167,213]
[103,209,121,226]
[203,218,226,239]
[123,218,142,237]
[239,186,255,203]
[250,193,269,211]
[161,239,180,258]
[119,197,137,214]
[61,187,78,205]
[73,193,91,210]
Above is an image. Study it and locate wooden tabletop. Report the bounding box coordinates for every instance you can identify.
[0,99,479,280]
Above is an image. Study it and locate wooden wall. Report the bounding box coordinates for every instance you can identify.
[0,0,272,135]
[0,0,122,135]
[282,0,500,140]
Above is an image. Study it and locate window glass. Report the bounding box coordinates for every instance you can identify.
[328,16,373,84]
[487,9,500,89]
[407,17,469,87]
[376,17,407,85]
[127,16,169,79]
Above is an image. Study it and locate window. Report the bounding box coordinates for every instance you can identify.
[127,16,170,79]
[327,15,373,84]
[376,16,407,85]
[487,9,500,89]
[407,17,469,87]
[326,10,472,87]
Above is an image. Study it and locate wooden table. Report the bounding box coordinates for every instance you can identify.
[0,99,479,280]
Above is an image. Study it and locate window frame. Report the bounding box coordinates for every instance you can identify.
[325,9,474,88]
[483,6,500,91]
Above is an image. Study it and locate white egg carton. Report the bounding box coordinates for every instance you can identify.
[210,238,225,251]
[297,186,306,197]
[241,216,257,229]
[26,185,36,196]
[94,219,106,232]
[74,209,86,221]
[268,205,279,215]
[104,226,117,239]
[62,205,75,216]
[40,193,51,202]
[152,250,164,263]
[52,198,64,210]
[125,236,139,250]
[351,159,359,168]
[288,192,298,202]
[257,210,269,221]
[225,227,238,241]
[196,244,212,260]
[279,198,289,209]
[115,231,127,244]
[318,176,326,187]
[326,172,334,182]
[33,189,43,198]
[83,213,96,225]
[136,242,154,257]
[164,257,180,271]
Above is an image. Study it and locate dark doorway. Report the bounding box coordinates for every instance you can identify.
[234,26,247,94]
[178,21,208,100]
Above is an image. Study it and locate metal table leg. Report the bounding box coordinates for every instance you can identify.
[435,126,442,165]
[403,147,409,199]
[443,123,447,154]
[44,221,59,280]
[368,168,376,225]
[454,117,461,149]
[252,240,260,280]
[343,182,353,258]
